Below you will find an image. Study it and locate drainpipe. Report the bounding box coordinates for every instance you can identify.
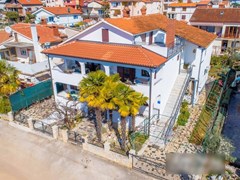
[30,24,41,63]
[194,48,204,105]
[148,68,154,136]
[47,55,55,102]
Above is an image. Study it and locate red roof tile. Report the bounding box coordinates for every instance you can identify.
[190,8,240,23]
[105,14,216,48]
[168,3,197,7]
[43,7,82,15]
[11,23,63,44]
[18,0,42,5]
[0,30,11,45]
[43,41,167,67]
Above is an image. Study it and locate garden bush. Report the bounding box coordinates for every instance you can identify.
[131,132,148,152]
[177,100,190,126]
[0,97,11,114]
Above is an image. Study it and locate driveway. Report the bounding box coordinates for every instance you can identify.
[0,120,149,180]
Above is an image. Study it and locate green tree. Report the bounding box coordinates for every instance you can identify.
[79,70,107,142]
[0,60,20,113]
[6,12,19,22]
[24,14,35,23]
[102,0,110,18]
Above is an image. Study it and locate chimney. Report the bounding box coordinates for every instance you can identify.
[52,25,60,36]
[30,24,41,62]
[122,6,130,18]
[140,6,147,15]
[166,19,175,48]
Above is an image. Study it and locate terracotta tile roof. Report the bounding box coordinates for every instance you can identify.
[0,30,12,45]
[11,23,63,44]
[18,0,42,5]
[190,8,240,23]
[105,14,216,48]
[43,41,167,67]
[197,0,210,5]
[168,3,197,7]
[43,7,82,15]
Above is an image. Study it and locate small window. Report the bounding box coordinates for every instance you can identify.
[111,2,119,7]
[98,10,104,15]
[20,49,27,56]
[172,7,175,11]
[102,29,109,42]
[48,16,54,22]
[182,15,186,20]
[73,15,78,19]
[182,7,186,11]
[141,70,150,77]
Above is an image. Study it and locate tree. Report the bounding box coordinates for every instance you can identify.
[79,70,107,142]
[102,0,110,18]
[24,14,35,23]
[99,74,120,130]
[6,11,19,23]
[0,60,20,113]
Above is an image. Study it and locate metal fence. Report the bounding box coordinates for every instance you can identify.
[68,130,84,145]
[9,80,53,112]
[32,120,53,136]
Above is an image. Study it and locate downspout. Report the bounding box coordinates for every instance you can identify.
[47,55,55,102]
[148,68,153,136]
[194,48,204,105]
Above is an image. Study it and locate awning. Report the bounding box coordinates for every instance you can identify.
[3,42,33,48]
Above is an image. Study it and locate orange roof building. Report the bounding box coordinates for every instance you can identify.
[0,30,12,45]
[42,7,82,15]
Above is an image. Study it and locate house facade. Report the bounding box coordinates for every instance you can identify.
[0,23,65,86]
[82,1,105,19]
[190,8,240,55]
[43,14,215,144]
[108,0,162,18]
[33,7,83,27]
[4,0,42,19]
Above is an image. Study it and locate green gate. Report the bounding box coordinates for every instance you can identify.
[9,80,53,112]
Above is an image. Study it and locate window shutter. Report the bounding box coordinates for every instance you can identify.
[102,29,109,42]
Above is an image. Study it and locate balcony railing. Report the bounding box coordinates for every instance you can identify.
[167,43,184,58]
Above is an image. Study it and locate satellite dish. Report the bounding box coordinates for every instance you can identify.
[4,26,12,34]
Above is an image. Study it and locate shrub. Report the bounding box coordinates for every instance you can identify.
[0,97,11,114]
[177,101,190,126]
[6,12,19,22]
[131,132,148,152]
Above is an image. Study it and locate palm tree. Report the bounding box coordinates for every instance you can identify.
[99,74,120,130]
[0,60,20,113]
[129,93,148,133]
[113,83,134,150]
[0,60,20,97]
[79,70,107,142]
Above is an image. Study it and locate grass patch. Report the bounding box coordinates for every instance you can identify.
[0,97,11,114]
[131,132,148,152]
[177,100,190,126]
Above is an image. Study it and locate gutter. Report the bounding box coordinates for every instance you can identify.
[195,47,204,103]
[148,68,154,136]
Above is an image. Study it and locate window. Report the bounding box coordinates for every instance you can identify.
[172,7,175,11]
[20,49,27,56]
[182,7,186,11]
[182,15,186,20]
[73,15,78,19]
[102,29,109,42]
[140,33,146,43]
[141,70,150,77]
[48,16,54,22]
[111,2,119,7]
[98,10,104,15]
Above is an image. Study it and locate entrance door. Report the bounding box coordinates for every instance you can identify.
[117,67,135,83]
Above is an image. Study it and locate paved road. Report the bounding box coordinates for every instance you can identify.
[0,120,149,180]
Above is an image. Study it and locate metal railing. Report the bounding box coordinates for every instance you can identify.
[162,67,193,144]
[167,43,184,58]
[32,120,53,136]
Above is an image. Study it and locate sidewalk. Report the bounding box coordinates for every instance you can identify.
[0,120,149,180]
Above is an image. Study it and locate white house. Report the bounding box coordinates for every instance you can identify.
[167,3,197,22]
[33,7,83,27]
[0,23,65,86]
[82,0,105,19]
[109,0,163,18]
[4,0,42,19]
[43,14,216,145]
[189,8,240,55]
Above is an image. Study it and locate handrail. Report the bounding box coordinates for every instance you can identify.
[162,67,193,143]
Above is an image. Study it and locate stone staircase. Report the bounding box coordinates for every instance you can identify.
[149,71,189,147]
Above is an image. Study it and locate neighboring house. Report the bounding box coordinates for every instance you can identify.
[45,0,64,7]
[189,8,240,55]
[0,23,65,86]
[108,0,163,18]
[167,3,197,22]
[33,7,83,27]
[43,14,215,144]
[4,0,42,19]
[82,0,106,19]
[0,0,7,9]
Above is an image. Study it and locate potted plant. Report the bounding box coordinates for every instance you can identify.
[183,63,189,70]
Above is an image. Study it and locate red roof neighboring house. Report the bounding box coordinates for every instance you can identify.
[0,30,12,45]
[18,0,42,5]
[11,23,63,44]
[42,41,167,68]
[105,14,216,48]
[168,3,197,7]
[190,8,240,23]
[42,7,82,15]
